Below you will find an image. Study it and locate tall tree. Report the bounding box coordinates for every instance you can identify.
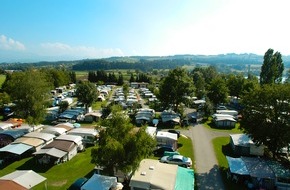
[260,48,284,85]
[207,76,229,106]
[226,74,245,98]
[117,73,124,86]
[91,106,156,175]
[192,71,206,99]
[240,84,290,157]
[75,81,97,111]
[3,70,52,126]
[158,67,195,112]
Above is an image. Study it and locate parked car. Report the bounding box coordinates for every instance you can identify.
[153,145,175,156]
[216,105,227,110]
[168,129,181,138]
[160,154,192,168]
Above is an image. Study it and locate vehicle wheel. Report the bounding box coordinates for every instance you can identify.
[182,164,187,168]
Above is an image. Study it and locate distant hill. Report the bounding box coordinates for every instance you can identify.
[0,53,289,74]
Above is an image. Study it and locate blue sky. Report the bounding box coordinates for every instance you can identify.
[1,0,290,62]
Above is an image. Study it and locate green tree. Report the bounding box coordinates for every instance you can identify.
[207,76,229,106]
[91,106,156,175]
[75,81,97,111]
[158,68,195,112]
[226,74,245,98]
[129,73,135,83]
[3,70,52,126]
[260,48,284,85]
[42,68,70,88]
[240,84,290,157]
[117,73,124,86]
[59,100,69,113]
[0,92,10,108]
[192,71,206,99]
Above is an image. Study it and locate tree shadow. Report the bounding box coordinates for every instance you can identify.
[195,164,244,190]
[222,143,237,158]
[17,157,54,173]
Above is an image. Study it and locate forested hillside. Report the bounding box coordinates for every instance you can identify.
[1,53,290,75]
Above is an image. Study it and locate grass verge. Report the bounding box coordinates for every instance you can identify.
[212,137,244,190]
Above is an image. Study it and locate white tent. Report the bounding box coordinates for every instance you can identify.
[0,170,46,189]
[81,174,117,190]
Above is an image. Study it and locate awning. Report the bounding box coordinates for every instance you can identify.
[226,156,249,175]
[0,144,33,155]
[175,166,194,190]
[33,148,67,158]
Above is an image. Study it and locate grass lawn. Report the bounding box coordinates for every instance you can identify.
[212,137,244,190]
[0,146,96,190]
[203,117,243,134]
[178,135,194,164]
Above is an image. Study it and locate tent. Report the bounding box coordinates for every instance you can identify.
[33,147,67,158]
[81,174,117,190]
[175,166,195,190]
[242,157,275,179]
[0,170,46,189]
[226,156,249,175]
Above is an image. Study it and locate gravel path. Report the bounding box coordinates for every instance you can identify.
[183,123,231,190]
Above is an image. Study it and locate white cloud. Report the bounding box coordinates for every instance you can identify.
[40,42,124,59]
[0,35,26,51]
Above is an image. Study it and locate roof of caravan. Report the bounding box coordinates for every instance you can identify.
[24,132,55,142]
[43,140,76,152]
[13,137,44,147]
[0,129,27,139]
[0,170,46,189]
[67,128,99,136]
[156,131,178,141]
[129,159,177,190]
[41,127,67,135]
[56,134,83,144]
[33,147,67,158]
[0,143,32,155]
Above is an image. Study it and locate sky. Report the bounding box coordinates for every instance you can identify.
[1,0,290,62]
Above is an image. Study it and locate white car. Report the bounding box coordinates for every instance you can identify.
[160,155,192,168]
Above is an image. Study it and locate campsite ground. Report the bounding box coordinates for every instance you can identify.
[182,115,244,190]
